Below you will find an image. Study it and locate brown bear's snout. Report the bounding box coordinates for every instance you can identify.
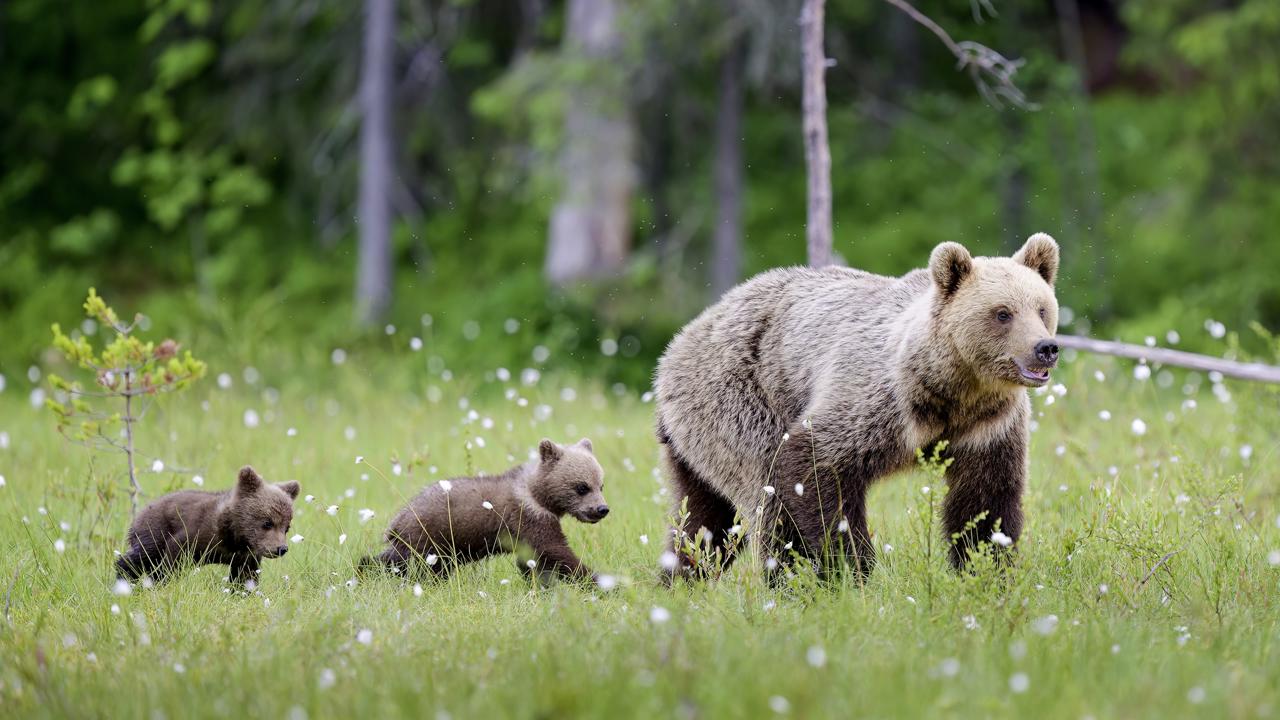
[588,505,610,521]
[268,545,288,558]
[1034,338,1059,367]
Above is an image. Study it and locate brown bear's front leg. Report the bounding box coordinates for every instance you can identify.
[942,424,1028,570]
[521,520,593,584]
[228,555,261,585]
[765,430,875,581]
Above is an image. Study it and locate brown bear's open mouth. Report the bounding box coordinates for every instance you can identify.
[1013,359,1051,385]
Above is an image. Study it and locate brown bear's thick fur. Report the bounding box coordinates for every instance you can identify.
[367,438,608,582]
[655,234,1060,580]
[116,466,300,585]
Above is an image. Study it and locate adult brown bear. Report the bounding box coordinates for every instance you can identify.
[655,234,1059,580]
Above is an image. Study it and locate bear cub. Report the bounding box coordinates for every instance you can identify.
[116,466,300,585]
[367,438,608,583]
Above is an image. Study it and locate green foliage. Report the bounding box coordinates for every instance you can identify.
[0,357,1278,717]
[46,289,206,513]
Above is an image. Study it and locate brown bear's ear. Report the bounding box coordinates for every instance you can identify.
[929,242,974,298]
[538,438,563,464]
[576,438,593,453]
[236,466,263,495]
[1014,232,1059,286]
[276,481,301,500]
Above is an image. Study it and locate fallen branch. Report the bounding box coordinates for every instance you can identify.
[1058,335,1280,384]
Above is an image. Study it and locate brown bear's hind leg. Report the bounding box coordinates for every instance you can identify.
[661,445,741,582]
[764,432,876,583]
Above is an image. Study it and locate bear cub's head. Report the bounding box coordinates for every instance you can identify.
[228,466,300,558]
[531,438,608,523]
[929,233,1060,388]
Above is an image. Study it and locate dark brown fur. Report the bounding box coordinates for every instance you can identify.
[115,466,299,585]
[366,439,607,583]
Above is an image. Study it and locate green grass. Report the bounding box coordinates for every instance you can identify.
[0,352,1278,719]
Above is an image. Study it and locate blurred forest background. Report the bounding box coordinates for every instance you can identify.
[3,0,1279,388]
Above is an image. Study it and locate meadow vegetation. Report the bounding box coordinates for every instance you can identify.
[0,335,1277,718]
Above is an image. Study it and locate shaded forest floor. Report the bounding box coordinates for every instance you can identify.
[1,353,1278,718]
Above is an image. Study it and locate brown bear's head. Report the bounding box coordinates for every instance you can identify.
[928,233,1060,388]
[228,466,300,558]
[530,438,609,523]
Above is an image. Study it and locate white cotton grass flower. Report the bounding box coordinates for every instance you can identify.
[217,373,233,389]
[1032,615,1059,636]
[1098,410,1111,421]
[151,459,164,472]
[290,534,304,544]
[763,485,776,495]
[439,480,453,493]
[1206,320,1226,339]
[990,532,1013,547]
[356,629,373,646]
[318,668,337,690]
[936,658,961,678]
[54,538,66,554]
[769,696,791,714]
[413,583,423,597]
[794,483,805,496]
[192,475,204,487]
[1009,672,1030,694]
[1266,550,1280,567]
[304,494,315,503]
[326,505,339,516]
[649,606,671,624]
[1131,419,1147,436]
[355,456,364,464]
[596,574,618,591]
[358,509,376,523]
[425,554,439,566]
[963,615,979,630]
[1133,365,1151,381]
[481,501,494,510]
[659,551,679,571]
[837,519,850,533]
[1187,686,1206,704]
[338,534,347,546]
[639,534,649,545]
[410,337,423,351]
[883,544,893,554]
[805,646,826,668]
[331,348,347,365]
[1240,445,1253,461]
[173,663,186,674]
[243,409,260,429]
[287,427,297,437]
[112,579,133,596]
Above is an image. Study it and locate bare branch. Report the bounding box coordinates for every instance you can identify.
[882,0,1036,110]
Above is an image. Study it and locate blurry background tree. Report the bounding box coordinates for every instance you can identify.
[3,0,1280,387]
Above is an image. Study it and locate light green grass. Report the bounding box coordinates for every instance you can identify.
[0,355,1278,719]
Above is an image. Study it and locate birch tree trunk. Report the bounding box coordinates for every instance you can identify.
[355,0,394,326]
[545,0,636,285]
[712,36,745,298]
[800,0,833,268]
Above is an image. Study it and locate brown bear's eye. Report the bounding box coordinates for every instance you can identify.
[1039,307,1046,320]
[574,483,590,496]
[262,521,273,531]
[996,310,1013,323]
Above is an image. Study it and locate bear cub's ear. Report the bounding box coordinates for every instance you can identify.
[575,438,593,453]
[929,242,974,298]
[236,466,263,495]
[276,480,301,500]
[538,438,563,464]
[1014,232,1059,286]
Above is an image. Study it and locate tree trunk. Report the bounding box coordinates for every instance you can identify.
[545,0,636,285]
[712,36,745,298]
[800,0,833,268]
[355,0,395,326]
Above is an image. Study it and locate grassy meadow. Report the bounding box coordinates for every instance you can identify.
[0,346,1278,719]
